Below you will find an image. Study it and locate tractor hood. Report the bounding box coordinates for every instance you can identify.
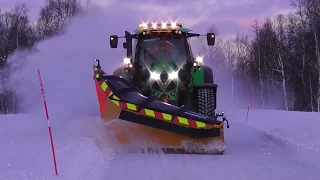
[152,59,177,71]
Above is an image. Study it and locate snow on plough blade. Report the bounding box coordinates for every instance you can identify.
[93,65,229,155]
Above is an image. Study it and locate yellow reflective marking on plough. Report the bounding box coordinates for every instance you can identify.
[126,103,137,111]
[95,74,100,78]
[112,100,119,106]
[112,95,120,100]
[177,117,189,125]
[101,82,108,92]
[162,113,172,121]
[195,121,206,128]
[144,109,155,117]
[94,68,98,71]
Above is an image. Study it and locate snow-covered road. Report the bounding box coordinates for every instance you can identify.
[1,109,319,180]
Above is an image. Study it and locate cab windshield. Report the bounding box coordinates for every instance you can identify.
[137,35,189,70]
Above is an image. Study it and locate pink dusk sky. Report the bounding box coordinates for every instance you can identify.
[1,0,295,37]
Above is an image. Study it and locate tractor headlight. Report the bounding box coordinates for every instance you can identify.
[196,56,203,63]
[150,72,160,80]
[123,57,130,64]
[168,71,178,79]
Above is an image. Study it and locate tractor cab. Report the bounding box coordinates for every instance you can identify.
[134,27,192,73]
[109,21,215,106]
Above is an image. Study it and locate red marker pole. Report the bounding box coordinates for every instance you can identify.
[37,70,58,176]
[246,86,253,123]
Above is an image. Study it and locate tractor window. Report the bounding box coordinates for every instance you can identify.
[138,37,188,71]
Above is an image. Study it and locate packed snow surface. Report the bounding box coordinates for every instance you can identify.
[1,110,319,180]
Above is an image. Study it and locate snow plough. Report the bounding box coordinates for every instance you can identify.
[93,21,229,154]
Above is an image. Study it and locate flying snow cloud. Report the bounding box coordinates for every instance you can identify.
[5,6,140,119]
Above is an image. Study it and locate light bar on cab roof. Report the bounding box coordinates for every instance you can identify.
[139,21,183,30]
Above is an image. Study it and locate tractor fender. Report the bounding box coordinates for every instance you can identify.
[192,65,214,85]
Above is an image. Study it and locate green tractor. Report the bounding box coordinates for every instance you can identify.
[110,22,217,118]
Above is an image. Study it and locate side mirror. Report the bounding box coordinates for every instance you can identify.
[110,35,118,48]
[207,33,215,46]
[123,42,127,49]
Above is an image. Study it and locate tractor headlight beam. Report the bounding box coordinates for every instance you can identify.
[168,71,178,79]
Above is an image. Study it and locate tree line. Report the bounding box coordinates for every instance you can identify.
[0,0,83,114]
[206,0,320,112]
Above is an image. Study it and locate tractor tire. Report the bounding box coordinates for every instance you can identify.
[196,88,216,118]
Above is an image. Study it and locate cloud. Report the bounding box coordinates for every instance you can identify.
[113,0,259,28]
[85,0,114,8]
[199,0,294,35]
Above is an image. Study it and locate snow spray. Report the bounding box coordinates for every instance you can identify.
[246,86,253,123]
[37,70,58,176]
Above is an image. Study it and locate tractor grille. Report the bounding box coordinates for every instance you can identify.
[152,80,176,92]
[166,81,176,91]
[160,72,168,83]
